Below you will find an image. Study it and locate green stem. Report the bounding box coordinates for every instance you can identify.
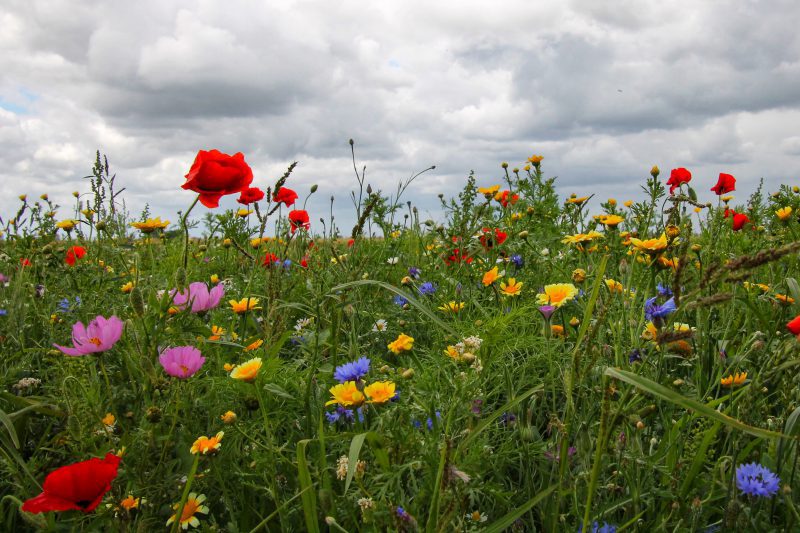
[170,455,199,533]
[583,375,611,528]
[181,194,201,269]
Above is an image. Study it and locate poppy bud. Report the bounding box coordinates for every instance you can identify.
[501,162,508,169]
[310,184,318,193]
[95,220,107,230]
[18,194,27,201]
[130,286,145,317]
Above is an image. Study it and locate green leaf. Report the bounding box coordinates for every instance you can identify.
[605,368,790,440]
[786,277,800,304]
[778,405,800,473]
[483,484,557,533]
[262,383,293,400]
[344,433,367,493]
[296,439,320,533]
[0,408,19,449]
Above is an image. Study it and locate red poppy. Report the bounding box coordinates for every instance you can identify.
[237,187,265,205]
[347,239,355,247]
[182,150,253,208]
[496,190,519,208]
[444,248,472,265]
[787,315,800,335]
[20,258,31,268]
[22,453,121,513]
[723,207,731,218]
[273,187,298,207]
[666,167,692,194]
[262,253,279,266]
[65,246,86,266]
[732,211,750,231]
[479,228,508,249]
[288,210,310,233]
[300,256,309,268]
[710,173,736,195]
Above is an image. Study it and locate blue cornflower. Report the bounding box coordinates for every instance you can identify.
[57,296,81,313]
[736,462,780,497]
[418,282,437,296]
[499,412,517,426]
[426,411,442,430]
[510,254,524,269]
[0,309,7,317]
[393,294,409,307]
[334,357,371,383]
[644,296,676,322]
[408,266,421,279]
[656,283,673,297]
[326,406,356,425]
[628,349,643,364]
[282,259,292,270]
[578,522,617,533]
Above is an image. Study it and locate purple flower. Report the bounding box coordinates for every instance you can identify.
[578,522,617,533]
[171,282,225,313]
[334,357,370,383]
[656,283,673,297]
[408,266,421,279]
[736,462,780,497]
[544,446,576,462]
[510,254,524,269]
[54,315,124,356]
[499,412,517,426]
[418,282,437,296]
[538,305,556,321]
[393,294,409,307]
[326,406,356,425]
[628,349,643,364]
[159,346,205,379]
[0,273,8,284]
[644,296,676,322]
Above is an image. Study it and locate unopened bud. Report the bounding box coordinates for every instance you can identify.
[130,286,145,317]
[310,184,318,193]
[401,368,415,379]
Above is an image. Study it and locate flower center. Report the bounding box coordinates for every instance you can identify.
[88,337,102,346]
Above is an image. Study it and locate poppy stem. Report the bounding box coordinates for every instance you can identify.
[170,454,199,533]
[181,194,201,269]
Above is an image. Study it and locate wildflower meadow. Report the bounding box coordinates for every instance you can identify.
[4,147,800,532]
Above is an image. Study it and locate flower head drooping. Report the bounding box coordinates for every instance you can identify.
[190,432,224,455]
[388,333,414,354]
[735,462,780,497]
[326,381,365,407]
[166,493,209,529]
[159,346,206,379]
[172,282,224,313]
[711,173,736,195]
[273,187,298,206]
[21,453,121,513]
[54,315,124,356]
[334,357,371,383]
[229,357,262,382]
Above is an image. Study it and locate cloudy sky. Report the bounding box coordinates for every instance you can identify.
[2,0,800,233]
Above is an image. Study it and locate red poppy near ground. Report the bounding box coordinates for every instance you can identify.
[723,207,731,218]
[182,149,254,208]
[666,167,692,194]
[262,253,279,266]
[444,248,473,265]
[788,315,800,335]
[732,211,750,231]
[288,210,310,233]
[20,258,31,267]
[300,256,309,268]
[347,239,355,247]
[710,173,736,195]
[273,187,298,207]
[22,453,121,513]
[65,246,86,266]
[237,187,265,205]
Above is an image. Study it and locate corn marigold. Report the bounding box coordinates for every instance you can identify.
[167,493,208,529]
[364,381,397,403]
[326,381,365,407]
[190,432,224,455]
[229,357,262,382]
[536,283,578,308]
[388,333,414,354]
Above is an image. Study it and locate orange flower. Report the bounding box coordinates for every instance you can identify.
[229,358,262,382]
[482,266,502,286]
[720,372,747,387]
[190,431,224,455]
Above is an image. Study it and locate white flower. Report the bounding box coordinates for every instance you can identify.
[387,257,399,265]
[336,455,349,480]
[372,319,388,332]
[540,248,550,256]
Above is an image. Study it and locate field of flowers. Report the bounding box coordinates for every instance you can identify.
[2,147,800,532]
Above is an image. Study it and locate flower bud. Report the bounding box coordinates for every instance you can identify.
[571,268,586,283]
[501,162,508,169]
[401,368,415,379]
[130,286,145,317]
[95,220,107,230]
[650,165,660,178]
[72,191,79,198]
[518,230,529,238]
[18,194,27,201]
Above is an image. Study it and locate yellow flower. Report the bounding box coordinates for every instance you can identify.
[326,381,365,407]
[209,325,225,341]
[221,411,237,424]
[444,345,461,360]
[629,234,668,255]
[477,185,501,196]
[364,381,397,403]
[657,256,679,270]
[236,208,253,218]
[167,493,209,529]
[551,324,565,337]
[569,316,580,327]
[605,279,624,294]
[777,206,793,221]
[623,200,633,207]
[40,193,49,201]
[390,230,402,239]
[720,372,747,387]
[190,431,224,455]
[694,207,703,213]
[482,266,502,286]
[527,154,544,165]
[56,219,78,231]
[536,283,579,307]
[561,231,604,245]
[243,339,264,352]
[120,281,134,293]
[566,195,589,205]
[641,322,658,341]
[130,217,170,233]
[223,362,235,372]
[721,195,734,204]
[388,333,414,354]
[438,301,465,313]
[210,274,220,284]
[250,237,265,248]
[775,294,795,305]
[607,198,617,206]
[597,214,624,228]
[572,268,586,283]
[120,495,140,511]
[81,208,95,218]
[229,357,262,382]
[499,278,524,296]
[18,194,27,201]
[229,297,260,314]
[102,413,116,426]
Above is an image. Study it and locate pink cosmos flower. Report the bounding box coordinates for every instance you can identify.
[158,346,205,379]
[171,282,224,313]
[54,315,124,356]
